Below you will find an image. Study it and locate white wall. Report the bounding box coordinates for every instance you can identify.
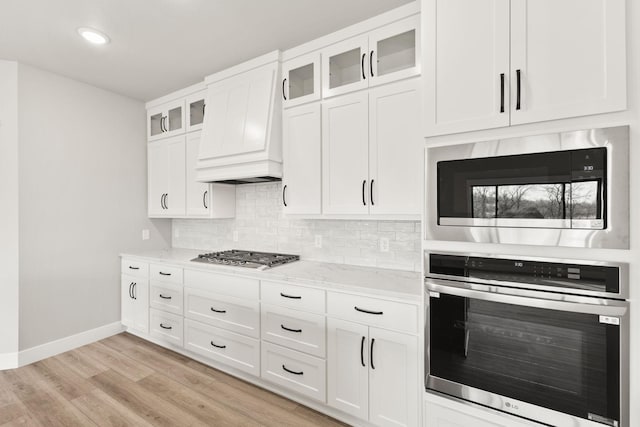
[0,61,19,357]
[17,64,171,350]
[422,1,639,425]
[173,182,422,272]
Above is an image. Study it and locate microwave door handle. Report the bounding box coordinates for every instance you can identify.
[425,281,628,317]
[464,329,470,358]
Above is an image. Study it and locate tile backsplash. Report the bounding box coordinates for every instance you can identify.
[172,182,421,271]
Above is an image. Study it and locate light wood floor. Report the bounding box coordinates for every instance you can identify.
[0,333,347,427]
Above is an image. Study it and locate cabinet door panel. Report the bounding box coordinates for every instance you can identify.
[327,318,369,420]
[282,103,322,214]
[369,79,422,216]
[510,0,626,124]
[423,0,510,136]
[185,131,211,217]
[369,15,421,87]
[130,278,149,334]
[322,92,369,215]
[147,141,168,217]
[322,36,369,98]
[369,328,418,427]
[165,136,186,216]
[282,52,321,108]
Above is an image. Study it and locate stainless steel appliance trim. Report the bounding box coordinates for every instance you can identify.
[424,251,629,300]
[425,126,630,249]
[439,217,573,229]
[424,284,630,427]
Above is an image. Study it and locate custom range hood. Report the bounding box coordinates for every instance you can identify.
[196,51,283,184]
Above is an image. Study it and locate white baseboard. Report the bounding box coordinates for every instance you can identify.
[0,352,19,370]
[18,321,125,367]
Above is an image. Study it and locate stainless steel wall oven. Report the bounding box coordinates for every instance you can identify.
[424,252,629,427]
[425,126,629,249]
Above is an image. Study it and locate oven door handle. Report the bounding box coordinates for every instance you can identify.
[426,280,628,317]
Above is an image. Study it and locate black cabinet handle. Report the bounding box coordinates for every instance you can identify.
[132,283,137,300]
[369,50,375,77]
[160,194,165,209]
[210,308,227,314]
[160,116,165,133]
[211,341,226,349]
[360,336,366,367]
[160,323,172,330]
[129,283,134,299]
[282,78,287,100]
[128,266,139,270]
[361,53,366,80]
[282,365,303,376]
[159,272,171,276]
[282,185,287,207]
[500,73,505,113]
[159,294,171,300]
[164,193,168,209]
[370,338,376,370]
[280,292,301,300]
[516,69,521,110]
[355,306,383,315]
[362,180,367,206]
[370,179,375,206]
[203,190,208,209]
[202,103,206,115]
[281,324,302,333]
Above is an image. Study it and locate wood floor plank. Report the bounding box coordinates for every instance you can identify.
[75,341,153,382]
[137,373,260,426]
[70,389,155,427]
[0,414,43,427]
[52,348,108,379]
[89,369,208,427]
[0,403,31,425]
[30,357,95,401]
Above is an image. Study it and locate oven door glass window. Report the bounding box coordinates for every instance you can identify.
[428,293,620,425]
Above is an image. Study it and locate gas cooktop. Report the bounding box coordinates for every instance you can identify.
[191,250,300,269]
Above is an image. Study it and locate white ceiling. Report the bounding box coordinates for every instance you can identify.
[0,0,413,101]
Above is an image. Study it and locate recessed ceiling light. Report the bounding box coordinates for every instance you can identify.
[77,27,110,45]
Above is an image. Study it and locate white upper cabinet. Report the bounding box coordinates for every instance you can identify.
[200,61,278,160]
[148,135,186,218]
[282,52,321,108]
[282,103,322,215]
[322,16,420,99]
[423,0,510,136]
[509,0,626,125]
[322,91,370,215]
[369,79,422,216]
[147,98,185,141]
[423,0,626,136]
[185,90,207,133]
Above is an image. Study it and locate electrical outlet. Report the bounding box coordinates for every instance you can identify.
[142,229,150,240]
[233,230,239,242]
[314,234,323,248]
[380,237,389,252]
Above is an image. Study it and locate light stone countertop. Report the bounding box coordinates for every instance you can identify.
[121,248,422,303]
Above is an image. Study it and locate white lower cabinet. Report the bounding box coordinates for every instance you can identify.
[149,308,184,347]
[149,282,183,315]
[184,318,260,376]
[261,341,326,402]
[328,318,419,427]
[261,304,326,358]
[121,274,149,334]
[424,395,541,427]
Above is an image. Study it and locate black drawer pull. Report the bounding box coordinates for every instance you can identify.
[354,306,383,315]
[281,324,302,333]
[159,323,172,330]
[280,292,301,300]
[159,272,171,276]
[210,341,226,349]
[159,294,172,300]
[282,365,303,376]
[211,308,227,314]
[128,266,139,270]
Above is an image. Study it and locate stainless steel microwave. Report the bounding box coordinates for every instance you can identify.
[425,126,629,249]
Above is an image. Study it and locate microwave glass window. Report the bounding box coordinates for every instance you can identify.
[472,183,569,219]
[429,294,620,425]
[472,186,496,218]
[571,180,601,219]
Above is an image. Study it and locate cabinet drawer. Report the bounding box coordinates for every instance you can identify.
[261,281,325,313]
[149,308,184,347]
[184,319,260,376]
[121,259,149,278]
[184,270,258,300]
[327,292,418,334]
[262,305,326,358]
[150,283,183,315]
[150,264,183,284]
[184,287,259,338]
[261,341,326,402]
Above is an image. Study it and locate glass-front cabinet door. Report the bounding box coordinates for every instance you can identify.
[147,99,185,141]
[321,35,369,98]
[186,90,206,132]
[282,52,321,108]
[368,15,420,87]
